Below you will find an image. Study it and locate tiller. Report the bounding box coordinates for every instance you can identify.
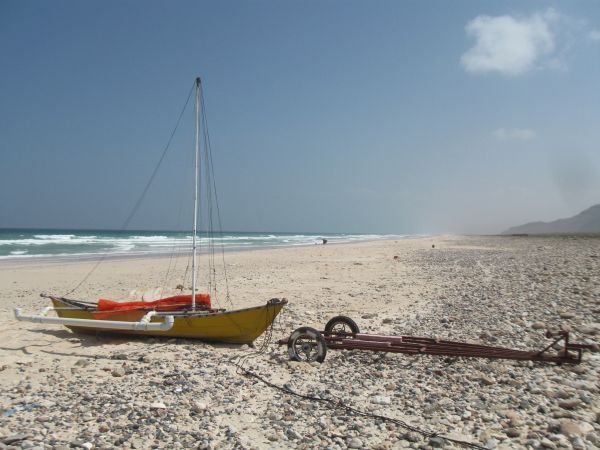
[278,316,595,364]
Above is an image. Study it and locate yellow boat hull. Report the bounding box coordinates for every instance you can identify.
[51,298,286,344]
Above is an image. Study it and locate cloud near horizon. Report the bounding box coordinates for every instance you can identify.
[492,128,537,141]
[461,9,559,75]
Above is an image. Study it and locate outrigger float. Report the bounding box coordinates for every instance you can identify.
[279,316,595,365]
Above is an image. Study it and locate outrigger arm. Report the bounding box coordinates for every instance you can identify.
[14,307,174,331]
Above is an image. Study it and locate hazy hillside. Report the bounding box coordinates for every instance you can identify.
[503,204,600,234]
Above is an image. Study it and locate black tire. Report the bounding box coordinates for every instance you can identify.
[324,316,360,334]
[287,327,327,363]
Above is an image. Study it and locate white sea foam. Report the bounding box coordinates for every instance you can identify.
[0,236,100,246]
[0,231,415,260]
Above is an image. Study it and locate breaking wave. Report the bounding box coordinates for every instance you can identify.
[0,229,411,260]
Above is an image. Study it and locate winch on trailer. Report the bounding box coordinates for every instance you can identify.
[278,316,595,365]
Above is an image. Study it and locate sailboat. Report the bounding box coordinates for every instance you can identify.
[14,77,287,344]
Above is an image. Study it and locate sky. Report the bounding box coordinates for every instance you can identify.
[1,1,599,234]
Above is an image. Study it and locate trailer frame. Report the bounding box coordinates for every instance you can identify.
[278,316,595,365]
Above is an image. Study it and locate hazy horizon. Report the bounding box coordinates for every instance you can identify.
[1,1,599,234]
[0,226,402,235]
[1,201,598,235]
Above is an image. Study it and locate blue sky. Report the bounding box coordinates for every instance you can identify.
[1,1,599,233]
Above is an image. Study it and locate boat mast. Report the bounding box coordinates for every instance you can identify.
[191,77,201,310]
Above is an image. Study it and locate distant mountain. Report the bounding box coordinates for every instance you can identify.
[503,204,600,235]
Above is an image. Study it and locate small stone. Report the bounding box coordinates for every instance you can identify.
[371,395,391,405]
[556,389,572,399]
[479,427,494,441]
[149,402,167,409]
[484,438,498,449]
[2,434,30,445]
[558,399,581,409]
[347,437,363,448]
[404,432,421,443]
[578,323,600,335]
[429,436,446,448]
[478,375,496,386]
[559,311,575,319]
[532,322,546,330]
[560,420,594,436]
[445,432,476,445]
[505,428,521,438]
[382,318,393,324]
[81,443,93,450]
[505,410,523,426]
[130,438,144,449]
[540,437,557,449]
[111,367,126,377]
[191,401,208,412]
[286,428,302,440]
[571,436,586,450]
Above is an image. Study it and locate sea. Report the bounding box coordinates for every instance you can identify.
[0,229,404,261]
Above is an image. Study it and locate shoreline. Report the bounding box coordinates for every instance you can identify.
[0,234,427,268]
[0,229,411,263]
[6,232,597,267]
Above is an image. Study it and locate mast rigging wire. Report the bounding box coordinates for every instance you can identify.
[64,81,195,297]
[200,86,232,307]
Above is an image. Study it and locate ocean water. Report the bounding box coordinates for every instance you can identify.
[0,229,404,260]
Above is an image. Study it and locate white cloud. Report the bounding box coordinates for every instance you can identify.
[461,9,559,75]
[492,128,537,141]
[589,30,600,41]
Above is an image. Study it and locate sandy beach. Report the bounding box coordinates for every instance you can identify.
[1,235,599,449]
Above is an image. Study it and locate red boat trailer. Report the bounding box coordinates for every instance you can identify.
[278,316,595,364]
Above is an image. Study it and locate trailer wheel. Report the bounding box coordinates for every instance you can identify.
[325,316,360,335]
[288,327,327,363]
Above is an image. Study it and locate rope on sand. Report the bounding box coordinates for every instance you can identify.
[234,364,486,449]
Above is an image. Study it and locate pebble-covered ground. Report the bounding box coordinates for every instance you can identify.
[0,236,599,449]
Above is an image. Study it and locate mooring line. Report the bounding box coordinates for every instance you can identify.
[233,363,487,450]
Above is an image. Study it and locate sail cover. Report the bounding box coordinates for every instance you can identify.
[93,294,211,319]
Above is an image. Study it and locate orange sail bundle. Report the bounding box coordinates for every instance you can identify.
[93,294,211,319]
